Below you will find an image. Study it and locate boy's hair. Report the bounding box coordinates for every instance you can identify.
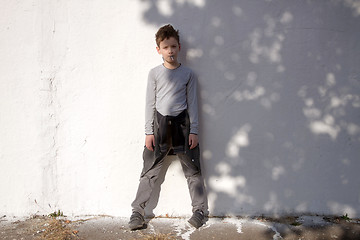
[155,24,180,47]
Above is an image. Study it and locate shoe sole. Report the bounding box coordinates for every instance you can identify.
[188,219,202,229]
[129,222,146,231]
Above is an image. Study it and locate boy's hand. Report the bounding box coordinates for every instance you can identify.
[145,134,155,151]
[189,134,198,150]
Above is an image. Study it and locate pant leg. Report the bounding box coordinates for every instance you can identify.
[131,148,167,216]
[177,146,208,214]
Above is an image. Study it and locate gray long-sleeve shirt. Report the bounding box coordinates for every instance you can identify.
[145,64,199,135]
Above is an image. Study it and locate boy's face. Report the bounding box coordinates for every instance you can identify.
[156,37,181,64]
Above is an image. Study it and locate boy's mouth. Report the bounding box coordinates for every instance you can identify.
[170,56,174,60]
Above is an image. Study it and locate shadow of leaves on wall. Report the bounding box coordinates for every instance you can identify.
[139,0,360,218]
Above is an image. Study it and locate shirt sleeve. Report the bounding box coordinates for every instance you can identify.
[187,70,199,135]
[145,69,156,135]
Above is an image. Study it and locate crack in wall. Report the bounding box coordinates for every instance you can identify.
[38,0,69,214]
[40,73,60,213]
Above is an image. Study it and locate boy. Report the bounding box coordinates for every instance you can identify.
[129,24,208,230]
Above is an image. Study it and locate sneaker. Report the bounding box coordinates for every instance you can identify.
[128,211,145,230]
[188,210,205,229]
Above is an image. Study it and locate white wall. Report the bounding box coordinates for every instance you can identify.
[1,0,359,218]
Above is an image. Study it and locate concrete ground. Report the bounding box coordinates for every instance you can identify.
[1,214,360,240]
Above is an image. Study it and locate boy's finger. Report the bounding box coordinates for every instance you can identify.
[146,144,154,151]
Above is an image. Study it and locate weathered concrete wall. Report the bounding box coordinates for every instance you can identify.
[1,0,359,218]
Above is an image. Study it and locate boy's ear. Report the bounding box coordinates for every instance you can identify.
[156,46,161,54]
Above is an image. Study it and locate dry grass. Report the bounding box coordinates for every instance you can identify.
[35,218,80,240]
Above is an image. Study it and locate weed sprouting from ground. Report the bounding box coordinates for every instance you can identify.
[49,210,64,218]
[341,213,351,221]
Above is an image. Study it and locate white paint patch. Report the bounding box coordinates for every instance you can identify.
[172,218,196,240]
[207,218,282,240]
[252,220,282,240]
[147,221,156,234]
[220,218,243,233]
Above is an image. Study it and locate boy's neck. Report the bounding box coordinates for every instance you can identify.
[163,61,181,70]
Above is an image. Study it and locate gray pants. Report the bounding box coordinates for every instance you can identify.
[131,146,207,216]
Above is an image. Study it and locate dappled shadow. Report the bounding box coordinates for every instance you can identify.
[139,0,360,218]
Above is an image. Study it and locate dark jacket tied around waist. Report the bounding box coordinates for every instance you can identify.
[141,110,200,177]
